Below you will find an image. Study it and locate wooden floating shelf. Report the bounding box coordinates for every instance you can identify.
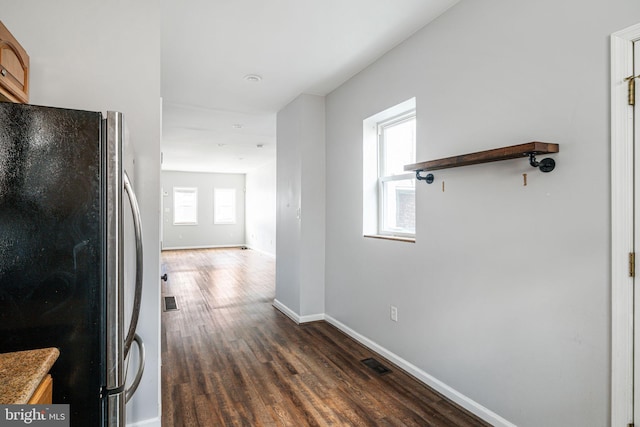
[404,142,559,172]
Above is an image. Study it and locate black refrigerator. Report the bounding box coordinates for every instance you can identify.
[0,101,145,426]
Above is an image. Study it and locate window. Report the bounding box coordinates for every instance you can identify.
[363,98,416,240]
[214,188,236,224]
[173,187,198,225]
[378,113,416,236]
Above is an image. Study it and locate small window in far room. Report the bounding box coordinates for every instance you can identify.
[214,188,236,224]
[173,187,198,225]
[363,98,416,241]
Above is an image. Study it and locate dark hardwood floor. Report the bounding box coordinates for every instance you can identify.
[161,248,490,427]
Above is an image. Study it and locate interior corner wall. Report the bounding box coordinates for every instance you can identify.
[246,160,277,256]
[323,1,640,426]
[276,94,326,318]
[0,1,162,425]
[161,171,246,249]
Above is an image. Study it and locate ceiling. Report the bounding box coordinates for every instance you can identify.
[160,0,459,174]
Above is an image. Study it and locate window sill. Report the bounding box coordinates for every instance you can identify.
[364,234,415,243]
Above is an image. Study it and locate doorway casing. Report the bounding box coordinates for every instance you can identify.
[611,21,640,427]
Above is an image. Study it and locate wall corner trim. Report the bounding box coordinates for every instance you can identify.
[324,315,516,427]
[272,299,325,324]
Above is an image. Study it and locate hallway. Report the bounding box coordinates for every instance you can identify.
[161,248,489,426]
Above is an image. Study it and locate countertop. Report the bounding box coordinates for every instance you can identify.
[0,347,60,404]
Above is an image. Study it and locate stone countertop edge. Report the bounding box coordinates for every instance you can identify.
[0,347,60,404]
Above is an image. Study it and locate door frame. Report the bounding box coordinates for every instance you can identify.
[612,22,640,427]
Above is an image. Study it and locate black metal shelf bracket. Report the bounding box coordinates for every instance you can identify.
[528,153,555,173]
[415,170,434,184]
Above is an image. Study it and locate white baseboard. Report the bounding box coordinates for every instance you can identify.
[272,299,325,324]
[299,312,325,323]
[271,302,513,426]
[128,416,161,427]
[324,315,516,427]
[245,245,275,257]
[161,244,245,251]
[272,299,299,323]
[162,244,273,257]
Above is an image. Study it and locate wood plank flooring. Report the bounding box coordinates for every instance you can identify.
[161,248,491,427]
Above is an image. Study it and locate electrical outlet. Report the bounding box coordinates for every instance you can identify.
[390,305,398,322]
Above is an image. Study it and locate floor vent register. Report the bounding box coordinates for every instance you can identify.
[163,296,179,311]
[361,357,392,375]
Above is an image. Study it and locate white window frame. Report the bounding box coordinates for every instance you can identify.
[214,188,237,224]
[362,97,416,241]
[173,187,198,225]
[376,111,416,238]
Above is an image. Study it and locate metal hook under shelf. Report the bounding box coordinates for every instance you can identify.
[527,153,555,172]
[415,170,434,184]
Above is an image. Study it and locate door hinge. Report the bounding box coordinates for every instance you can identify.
[630,252,636,277]
[625,74,639,106]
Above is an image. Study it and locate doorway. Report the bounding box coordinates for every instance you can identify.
[611,22,640,427]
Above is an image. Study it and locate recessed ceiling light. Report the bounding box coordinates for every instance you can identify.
[243,74,262,83]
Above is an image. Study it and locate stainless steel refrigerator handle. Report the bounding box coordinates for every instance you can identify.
[123,171,144,358]
[125,334,145,403]
[105,111,125,427]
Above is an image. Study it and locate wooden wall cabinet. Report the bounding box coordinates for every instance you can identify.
[0,21,29,104]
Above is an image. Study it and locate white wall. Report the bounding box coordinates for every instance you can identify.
[323,1,640,426]
[0,2,162,425]
[161,171,246,249]
[276,94,325,319]
[246,160,276,256]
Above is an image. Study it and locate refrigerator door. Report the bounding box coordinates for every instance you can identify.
[0,102,105,425]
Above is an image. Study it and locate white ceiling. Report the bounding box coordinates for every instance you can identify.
[160,0,459,173]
